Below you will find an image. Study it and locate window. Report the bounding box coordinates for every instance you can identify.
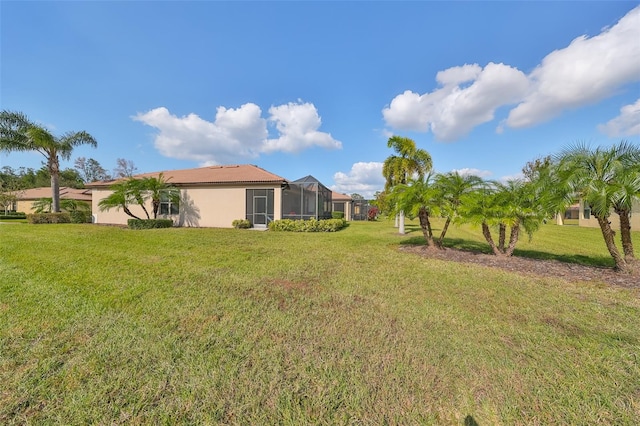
[583,204,591,220]
[160,195,179,215]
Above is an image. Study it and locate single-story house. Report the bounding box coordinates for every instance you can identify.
[15,187,92,213]
[87,164,346,228]
[331,191,353,220]
[556,199,640,229]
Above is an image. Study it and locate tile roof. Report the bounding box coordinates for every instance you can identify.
[86,164,289,187]
[331,191,352,201]
[17,187,92,201]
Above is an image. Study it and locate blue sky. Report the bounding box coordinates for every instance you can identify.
[2,1,639,198]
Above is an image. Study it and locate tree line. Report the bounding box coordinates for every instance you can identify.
[379,136,640,274]
[0,109,138,213]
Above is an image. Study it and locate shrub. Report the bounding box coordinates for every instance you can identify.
[127,219,174,229]
[331,211,344,219]
[232,219,251,229]
[367,207,379,221]
[268,218,347,232]
[0,212,26,220]
[70,210,92,224]
[27,213,72,224]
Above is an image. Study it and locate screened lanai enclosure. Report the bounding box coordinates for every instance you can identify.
[282,176,332,220]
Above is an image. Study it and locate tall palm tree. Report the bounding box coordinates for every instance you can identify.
[555,143,630,272]
[0,110,97,212]
[382,136,432,234]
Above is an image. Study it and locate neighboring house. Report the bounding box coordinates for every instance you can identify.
[15,187,92,213]
[331,191,353,220]
[87,164,343,228]
[556,199,640,229]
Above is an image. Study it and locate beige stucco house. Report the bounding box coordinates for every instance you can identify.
[556,199,640,229]
[15,187,92,213]
[87,164,293,228]
[331,191,353,220]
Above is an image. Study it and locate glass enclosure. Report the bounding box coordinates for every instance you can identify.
[282,176,332,220]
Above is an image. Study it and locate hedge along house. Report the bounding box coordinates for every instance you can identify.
[87,165,289,228]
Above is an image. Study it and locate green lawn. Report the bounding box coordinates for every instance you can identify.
[1,220,639,424]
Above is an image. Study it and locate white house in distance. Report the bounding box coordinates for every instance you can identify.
[87,164,352,228]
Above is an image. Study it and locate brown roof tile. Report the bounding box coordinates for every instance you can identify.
[17,187,92,201]
[86,164,289,187]
[331,191,352,201]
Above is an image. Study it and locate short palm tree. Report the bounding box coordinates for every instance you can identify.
[389,174,439,248]
[0,110,97,212]
[555,142,631,272]
[433,172,484,247]
[98,180,148,220]
[141,173,180,219]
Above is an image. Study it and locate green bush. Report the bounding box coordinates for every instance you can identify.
[127,219,174,229]
[232,219,251,229]
[0,212,26,220]
[268,218,347,232]
[70,211,92,224]
[27,213,72,224]
[331,211,344,219]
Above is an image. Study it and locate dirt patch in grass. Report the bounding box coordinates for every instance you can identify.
[400,246,640,290]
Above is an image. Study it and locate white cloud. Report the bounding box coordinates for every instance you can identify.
[263,102,342,153]
[450,168,493,178]
[383,63,529,141]
[597,98,640,137]
[383,6,640,140]
[133,101,340,164]
[331,162,384,199]
[506,6,640,128]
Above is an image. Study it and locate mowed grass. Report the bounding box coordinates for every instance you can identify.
[1,220,639,424]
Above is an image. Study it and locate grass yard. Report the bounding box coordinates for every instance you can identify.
[1,220,639,424]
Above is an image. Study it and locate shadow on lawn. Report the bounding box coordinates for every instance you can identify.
[399,233,615,269]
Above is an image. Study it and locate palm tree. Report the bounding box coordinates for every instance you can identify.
[459,179,546,257]
[141,173,180,219]
[609,141,640,262]
[97,179,149,220]
[389,174,439,248]
[555,143,631,272]
[382,136,432,234]
[32,197,90,214]
[0,110,97,212]
[433,172,484,247]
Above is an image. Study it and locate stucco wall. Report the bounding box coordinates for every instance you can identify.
[577,199,640,230]
[16,200,36,214]
[92,184,283,228]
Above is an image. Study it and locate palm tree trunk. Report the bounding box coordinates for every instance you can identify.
[437,217,452,248]
[498,223,506,254]
[399,210,405,235]
[505,222,520,256]
[596,215,627,272]
[123,206,142,220]
[482,222,502,256]
[616,208,635,261]
[49,155,61,212]
[418,207,435,248]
